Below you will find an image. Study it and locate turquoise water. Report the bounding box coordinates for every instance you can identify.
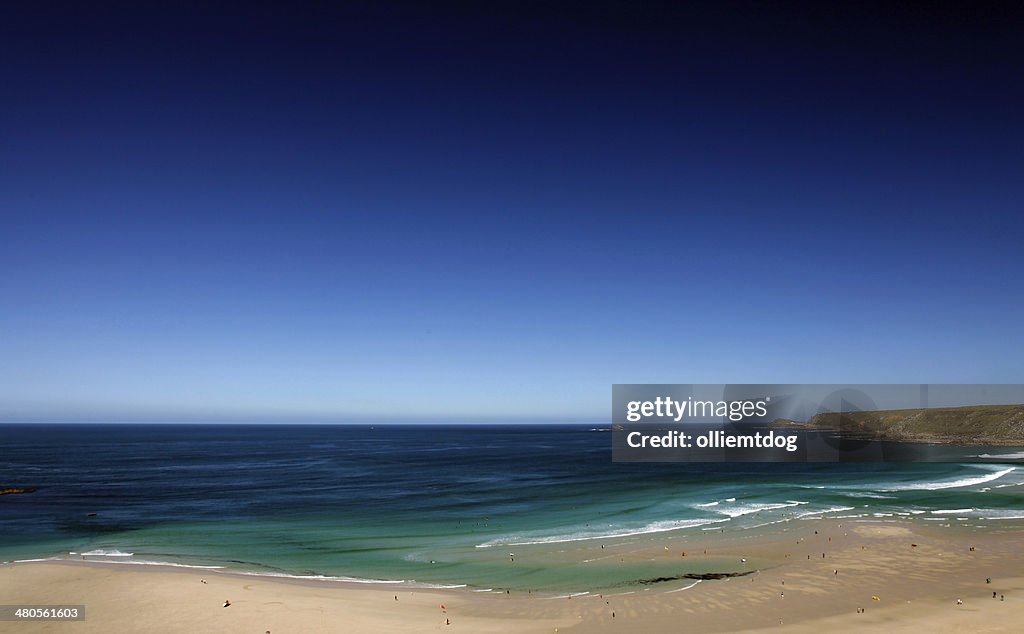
[2,424,1023,591]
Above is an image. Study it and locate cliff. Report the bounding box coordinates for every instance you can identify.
[777,404,1024,445]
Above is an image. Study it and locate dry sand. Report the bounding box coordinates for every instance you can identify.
[2,520,1022,633]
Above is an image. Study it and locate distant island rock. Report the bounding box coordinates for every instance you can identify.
[773,404,1024,445]
[0,487,36,496]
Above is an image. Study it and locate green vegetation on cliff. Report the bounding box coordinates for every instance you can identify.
[778,404,1024,445]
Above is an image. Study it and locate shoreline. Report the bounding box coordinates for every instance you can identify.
[6,515,1024,596]
[4,519,1024,632]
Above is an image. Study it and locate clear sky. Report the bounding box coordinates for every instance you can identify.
[2,2,1022,422]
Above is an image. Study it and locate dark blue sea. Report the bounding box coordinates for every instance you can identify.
[2,424,1022,592]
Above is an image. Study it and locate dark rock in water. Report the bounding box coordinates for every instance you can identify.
[636,570,757,585]
[682,571,758,580]
[0,488,36,496]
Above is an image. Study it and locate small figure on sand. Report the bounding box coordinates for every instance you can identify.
[957,598,963,605]
[222,600,231,608]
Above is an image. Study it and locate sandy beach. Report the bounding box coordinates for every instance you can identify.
[3,519,1022,633]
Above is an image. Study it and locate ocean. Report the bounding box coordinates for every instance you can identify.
[2,424,1023,593]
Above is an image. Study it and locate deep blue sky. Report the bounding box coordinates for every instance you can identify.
[2,2,1022,422]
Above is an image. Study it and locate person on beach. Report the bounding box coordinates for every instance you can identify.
[222,600,231,608]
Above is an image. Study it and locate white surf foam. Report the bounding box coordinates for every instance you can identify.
[81,549,134,557]
[878,467,1016,492]
[979,510,1024,520]
[234,570,410,584]
[476,518,729,548]
[695,497,737,508]
[665,580,702,593]
[89,559,226,570]
[795,506,855,519]
[711,501,807,518]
